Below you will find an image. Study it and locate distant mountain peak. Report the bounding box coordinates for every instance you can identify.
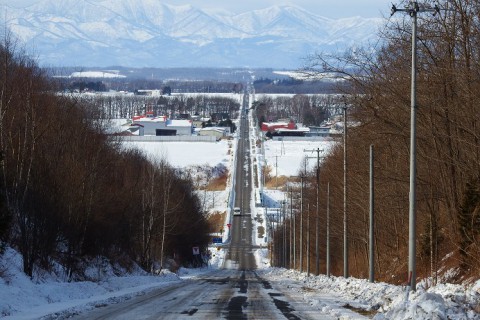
[0,1,383,68]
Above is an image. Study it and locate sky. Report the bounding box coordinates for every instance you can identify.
[1,0,395,18]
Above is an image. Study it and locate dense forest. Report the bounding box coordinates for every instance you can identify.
[253,94,344,127]
[57,77,244,94]
[269,0,480,284]
[0,37,210,279]
[253,77,339,94]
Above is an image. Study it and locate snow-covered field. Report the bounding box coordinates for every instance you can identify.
[263,139,335,176]
[125,140,232,169]
[1,98,479,319]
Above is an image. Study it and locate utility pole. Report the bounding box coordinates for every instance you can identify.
[275,155,278,190]
[391,0,439,292]
[269,207,274,266]
[289,186,293,269]
[282,200,287,268]
[304,148,323,275]
[292,187,296,269]
[300,175,304,272]
[343,103,349,278]
[369,145,375,283]
[326,182,331,277]
[307,202,310,276]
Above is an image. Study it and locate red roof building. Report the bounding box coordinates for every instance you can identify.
[261,120,296,132]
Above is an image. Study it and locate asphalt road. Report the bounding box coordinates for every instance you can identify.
[71,269,335,319]
[224,93,257,271]
[71,94,335,319]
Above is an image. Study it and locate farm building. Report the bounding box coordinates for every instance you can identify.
[131,115,193,136]
[261,120,296,132]
[198,127,229,140]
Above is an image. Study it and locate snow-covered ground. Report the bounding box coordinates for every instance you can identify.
[2,243,478,319]
[124,139,232,169]
[1,96,479,319]
[258,268,480,320]
[69,71,126,78]
[0,246,227,319]
[263,139,334,177]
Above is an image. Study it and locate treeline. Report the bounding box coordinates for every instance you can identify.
[271,0,480,283]
[253,77,339,94]
[253,94,342,127]
[74,94,241,120]
[0,39,210,279]
[57,77,244,94]
[67,80,107,92]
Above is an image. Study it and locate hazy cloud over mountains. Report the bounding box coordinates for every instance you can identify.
[1,0,384,68]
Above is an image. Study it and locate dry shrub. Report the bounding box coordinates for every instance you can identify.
[265,175,289,189]
[207,211,225,233]
[257,226,265,238]
[206,170,228,191]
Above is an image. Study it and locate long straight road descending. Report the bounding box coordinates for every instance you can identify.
[71,92,335,320]
[223,93,257,271]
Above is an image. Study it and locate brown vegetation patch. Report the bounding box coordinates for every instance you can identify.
[265,175,289,189]
[208,211,225,233]
[342,304,377,317]
[257,226,265,238]
[206,170,228,191]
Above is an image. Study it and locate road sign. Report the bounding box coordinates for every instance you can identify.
[227,223,231,228]
[192,246,200,255]
[212,237,222,244]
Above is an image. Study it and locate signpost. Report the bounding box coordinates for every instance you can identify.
[192,246,200,255]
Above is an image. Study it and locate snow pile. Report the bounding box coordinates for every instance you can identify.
[379,282,480,320]
[0,247,183,319]
[259,268,480,319]
[254,248,271,269]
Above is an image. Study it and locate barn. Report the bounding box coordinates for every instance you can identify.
[131,115,193,136]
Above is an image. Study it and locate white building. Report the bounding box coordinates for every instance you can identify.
[131,115,193,136]
[198,127,228,140]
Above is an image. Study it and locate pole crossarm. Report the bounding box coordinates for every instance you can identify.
[391,2,439,17]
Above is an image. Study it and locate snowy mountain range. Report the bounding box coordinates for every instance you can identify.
[1,0,384,68]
